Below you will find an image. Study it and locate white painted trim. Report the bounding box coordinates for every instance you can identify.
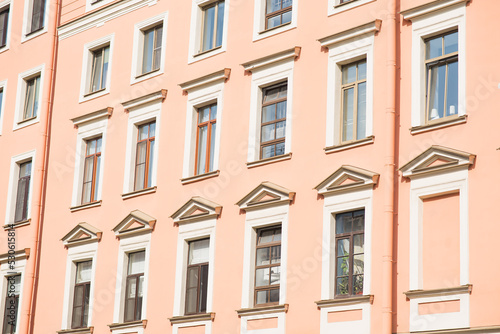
[325,34,374,147]
[252,0,298,41]
[79,34,114,103]
[4,150,36,226]
[130,12,168,84]
[13,64,45,130]
[0,0,13,54]
[328,0,375,16]
[0,258,27,334]
[247,59,294,163]
[401,0,468,21]
[241,311,286,334]
[409,3,466,127]
[173,320,212,334]
[242,48,300,72]
[319,301,371,334]
[61,242,98,330]
[182,81,224,178]
[21,0,49,42]
[0,79,7,135]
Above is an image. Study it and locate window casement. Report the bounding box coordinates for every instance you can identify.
[260,83,287,160]
[0,86,4,132]
[2,275,20,334]
[0,6,9,48]
[195,104,217,176]
[134,121,155,191]
[87,45,109,95]
[254,226,281,306]
[334,210,364,297]
[424,30,458,123]
[141,24,162,75]
[340,60,367,143]
[185,238,209,315]
[80,35,113,102]
[265,0,292,30]
[200,1,224,53]
[22,75,40,121]
[124,251,145,322]
[14,161,32,223]
[27,0,45,34]
[71,261,92,329]
[81,137,101,205]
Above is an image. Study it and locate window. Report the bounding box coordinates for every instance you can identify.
[2,275,20,334]
[0,7,9,48]
[200,1,224,52]
[195,104,216,175]
[334,210,364,297]
[14,65,44,129]
[0,87,4,126]
[87,46,109,94]
[124,251,145,322]
[14,161,31,223]
[340,60,367,143]
[141,24,162,75]
[22,75,40,121]
[260,83,287,159]
[425,31,458,123]
[27,0,45,34]
[134,121,155,191]
[265,0,291,30]
[81,137,101,205]
[185,239,209,315]
[71,261,91,329]
[80,35,113,102]
[254,226,281,306]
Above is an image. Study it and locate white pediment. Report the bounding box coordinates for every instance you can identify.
[236,182,295,211]
[61,222,102,246]
[170,197,222,225]
[113,210,156,238]
[315,165,379,195]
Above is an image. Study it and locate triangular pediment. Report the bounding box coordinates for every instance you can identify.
[400,146,475,178]
[315,165,379,195]
[113,210,156,237]
[236,182,295,211]
[61,223,102,246]
[171,197,222,225]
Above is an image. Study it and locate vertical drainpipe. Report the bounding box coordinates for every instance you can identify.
[382,0,398,333]
[26,0,60,332]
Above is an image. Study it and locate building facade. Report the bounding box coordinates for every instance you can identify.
[1,0,500,333]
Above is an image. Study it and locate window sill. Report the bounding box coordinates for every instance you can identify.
[236,304,289,317]
[121,186,156,200]
[83,88,106,98]
[168,312,215,324]
[247,153,292,169]
[315,295,374,308]
[410,115,467,135]
[194,45,222,57]
[324,136,374,154]
[334,0,357,8]
[259,21,292,35]
[17,116,38,125]
[57,327,94,334]
[108,319,147,330]
[70,201,102,212]
[329,0,375,16]
[3,219,31,230]
[135,68,160,79]
[181,170,220,185]
[80,88,109,103]
[132,68,163,85]
[403,285,472,299]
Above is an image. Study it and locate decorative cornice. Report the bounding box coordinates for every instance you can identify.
[236,182,295,211]
[0,249,30,264]
[57,326,94,334]
[401,0,469,21]
[315,165,379,196]
[179,69,230,92]
[71,108,113,127]
[315,295,374,308]
[241,47,301,72]
[403,285,472,299]
[108,319,147,330]
[318,20,381,48]
[170,197,222,225]
[236,304,289,317]
[122,89,167,111]
[168,312,215,324]
[113,210,156,238]
[61,223,102,246]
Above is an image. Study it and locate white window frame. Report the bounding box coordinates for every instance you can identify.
[0,256,27,334]
[4,150,36,226]
[13,64,44,130]
[85,0,113,13]
[21,0,48,42]
[252,0,298,41]
[0,79,7,135]
[0,0,13,54]
[187,0,230,64]
[407,2,466,129]
[130,12,168,84]
[61,242,98,330]
[328,0,375,16]
[79,34,114,103]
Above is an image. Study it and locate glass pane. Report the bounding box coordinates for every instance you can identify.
[202,5,215,51]
[74,285,84,306]
[357,61,367,80]
[128,251,145,275]
[336,213,353,234]
[91,51,103,91]
[342,64,357,84]
[210,104,217,120]
[87,139,96,155]
[124,298,135,321]
[10,275,21,294]
[263,87,280,102]
[199,264,209,312]
[197,125,208,175]
[14,178,28,222]
[155,26,163,49]
[337,257,349,276]
[353,254,364,274]
[426,35,442,59]
[342,88,354,141]
[138,276,144,297]
[352,212,365,231]
[278,85,287,98]
[199,106,210,123]
[187,267,199,288]
[256,290,268,304]
[135,164,145,190]
[0,90,3,116]
[356,82,366,140]
[261,124,275,143]
[267,15,281,29]
[270,266,280,285]
[262,105,275,123]
[24,79,34,119]
[353,275,363,295]
[185,287,197,314]
[215,1,224,47]
[282,0,292,8]
[142,28,154,73]
[337,239,349,257]
[267,0,280,13]
[136,141,147,164]
[126,278,137,298]
[446,61,458,116]
[275,142,285,156]
[271,245,281,264]
[83,285,90,327]
[147,140,154,188]
[256,248,270,266]
[275,121,286,139]
[336,276,349,295]
[270,288,279,302]
[428,64,446,120]
[276,101,286,119]
[82,182,92,204]
[83,157,94,183]
[101,47,109,89]
[76,261,92,283]
[149,122,156,137]
[189,238,210,264]
[255,268,269,287]
[138,124,149,140]
[261,144,274,159]
[209,123,216,172]
[259,229,275,244]
[282,10,292,24]
[94,156,101,202]
[20,161,32,177]
[444,31,458,54]
[71,306,82,328]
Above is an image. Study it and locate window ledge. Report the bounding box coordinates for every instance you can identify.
[17,116,38,125]
[259,21,292,35]
[247,153,292,169]
[194,46,222,57]
[315,295,374,308]
[3,219,31,230]
[57,327,94,334]
[181,170,220,185]
[410,115,467,134]
[83,88,106,98]
[324,136,374,154]
[70,201,102,212]
[333,0,357,8]
[121,186,157,200]
[135,68,160,79]
[108,319,147,330]
[403,285,472,299]
[236,304,289,317]
[168,312,215,324]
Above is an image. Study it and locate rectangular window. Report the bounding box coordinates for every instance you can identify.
[141,25,162,74]
[71,261,92,329]
[23,75,40,121]
[265,0,292,30]
[425,31,458,123]
[28,0,45,34]
[0,7,9,48]
[0,88,3,120]
[81,137,102,205]
[134,121,155,191]
[341,60,367,143]
[255,226,281,306]
[335,210,364,297]
[261,83,287,159]
[185,239,209,315]
[88,46,109,94]
[14,161,32,223]
[200,1,224,52]
[195,104,217,175]
[2,275,20,334]
[124,251,145,322]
